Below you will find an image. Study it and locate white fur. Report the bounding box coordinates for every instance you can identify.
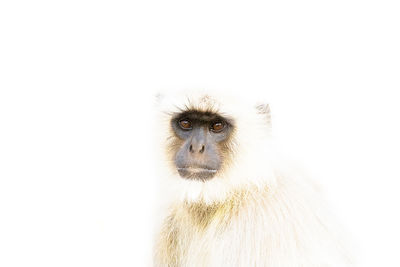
[154,90,354,267]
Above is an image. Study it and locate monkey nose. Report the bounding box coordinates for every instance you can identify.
[189,144,205,153]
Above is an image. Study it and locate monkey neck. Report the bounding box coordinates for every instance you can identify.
[175,185,266,230]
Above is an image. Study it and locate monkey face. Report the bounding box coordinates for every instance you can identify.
[169,110,234,181]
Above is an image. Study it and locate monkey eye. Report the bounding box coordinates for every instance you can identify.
[210,121,225,133]
[178,119,192,130]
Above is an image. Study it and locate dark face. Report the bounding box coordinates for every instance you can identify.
[170,111,233,181]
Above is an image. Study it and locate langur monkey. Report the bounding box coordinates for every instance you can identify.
[154,91,353,267]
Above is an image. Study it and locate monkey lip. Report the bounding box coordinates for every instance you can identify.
[177,167,217,181]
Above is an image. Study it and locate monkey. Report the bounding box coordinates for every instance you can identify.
[153,91,354,267]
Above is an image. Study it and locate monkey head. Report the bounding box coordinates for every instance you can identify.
[156,90,276,204]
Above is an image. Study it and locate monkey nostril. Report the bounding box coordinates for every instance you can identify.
[199,145,205,153]
[189,144,193,152]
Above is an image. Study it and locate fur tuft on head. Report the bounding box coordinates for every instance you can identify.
[155,90,277,204]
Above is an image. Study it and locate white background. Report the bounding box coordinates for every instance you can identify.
[1,0,399,266]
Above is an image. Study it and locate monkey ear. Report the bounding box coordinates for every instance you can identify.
[255,103,272,126]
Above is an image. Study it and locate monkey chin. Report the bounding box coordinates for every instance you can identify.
[177,167,217,181]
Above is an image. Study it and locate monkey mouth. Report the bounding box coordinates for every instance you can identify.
[177,167,217,181]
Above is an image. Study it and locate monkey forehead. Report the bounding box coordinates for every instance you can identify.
[157,90,264,121]
[171,110,233,124]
